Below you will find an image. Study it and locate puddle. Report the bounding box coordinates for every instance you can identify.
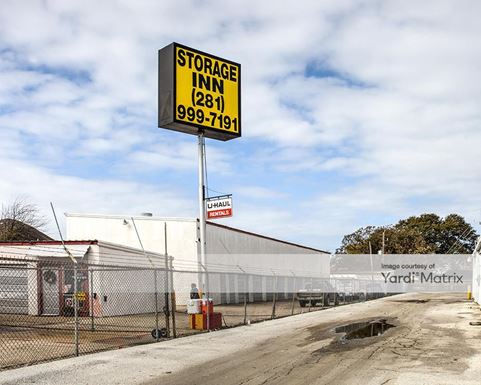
[391,299,429,304]
[310,318,397,355]
[335,319,395,340]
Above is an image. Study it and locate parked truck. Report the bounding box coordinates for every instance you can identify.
[297,280,341,307]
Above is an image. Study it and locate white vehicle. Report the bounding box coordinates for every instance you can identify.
[296,281,341,307]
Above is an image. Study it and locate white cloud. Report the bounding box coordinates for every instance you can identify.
[234,186,287,200]
[1,0,481,250]
[125,140,232,175]
[0,157,195,238]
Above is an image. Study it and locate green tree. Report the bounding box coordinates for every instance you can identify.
[336,225,377,254]
[337,213,477,254]
[437,214,477,253]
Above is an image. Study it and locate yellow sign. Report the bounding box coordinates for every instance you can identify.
[74,292,86,301]
[158,43,241,141]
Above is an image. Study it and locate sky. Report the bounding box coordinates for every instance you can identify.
[1,0,481,252]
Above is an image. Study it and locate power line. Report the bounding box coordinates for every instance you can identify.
[206,187,229,196]
[202,139,229,198]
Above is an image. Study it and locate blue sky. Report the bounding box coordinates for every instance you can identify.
[1,0,481,251]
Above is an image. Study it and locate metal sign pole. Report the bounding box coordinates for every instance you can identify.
[198,132,210,330]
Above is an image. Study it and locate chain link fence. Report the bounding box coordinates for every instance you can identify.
[0,257,171,369]
[172,271,381,334]
[0,255,386,370]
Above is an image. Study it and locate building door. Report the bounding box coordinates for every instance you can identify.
[41,268,60,315]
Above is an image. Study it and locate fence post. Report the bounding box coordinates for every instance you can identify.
[163,223,171,337]
[73,263,79,356]
[154,269,159,341]
[358,279,362,302]
[271,272,277,319]
[354,279,358,302]
[163,267,171,338]
[290,272,296,315]
[352,279,356,302]
[321,278,329,308]
[237,265,248,325]
[333,279,337,306]
[89,268,94,332]
[244,274,248,324]
[308,277,313,312]
[169,256,177,338]
[364,279,368,302]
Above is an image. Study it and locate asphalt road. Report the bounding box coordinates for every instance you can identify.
[145,293,481,385]
[2,293,481,385]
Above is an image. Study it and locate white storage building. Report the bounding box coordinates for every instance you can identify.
[65,213,330,304]
[0,240,167,316]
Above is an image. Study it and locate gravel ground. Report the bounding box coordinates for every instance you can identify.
[2,293,480,385]
[0,299,331,369]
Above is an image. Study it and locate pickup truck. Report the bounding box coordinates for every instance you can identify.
[297,281,341,307]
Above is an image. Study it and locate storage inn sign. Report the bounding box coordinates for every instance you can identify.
[206,196,233,219]
[158,43,241,141]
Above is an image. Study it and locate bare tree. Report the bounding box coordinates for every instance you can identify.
[0,197,50,241]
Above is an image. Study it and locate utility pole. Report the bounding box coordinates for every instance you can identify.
[382,230,386,255]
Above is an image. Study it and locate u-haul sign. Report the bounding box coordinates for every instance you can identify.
[206,195,232,219]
